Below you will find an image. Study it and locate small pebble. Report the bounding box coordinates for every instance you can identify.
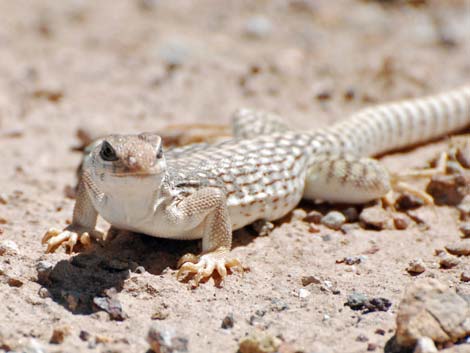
[393,214,410,230]
[445,240,470,256]
[304,210,322,224]
[36,261,53,284]
[298,288,311,299]
[291,208,307,220]
[244,16,272,39]
[0,240,19,256]
[93,288,127,321]
[339,256,366,265]
[364,298,392,312]
[342,207,359,222]
[459,223,470,238]
[38,287,51,299]
[50,326,71,344]
[147,324,189,353]
[407,259,426,275]
[426,174,466,206]
[460,271,470,282]
[301,275,321,286]
[239,331,282,353]
[308,223,320,233]
[356,334,368,342]
[396,193,424,211]
[413,336,437,353]
[7,277,23,287]
[439,254,460,269]
[321,211,346,230]
[79,330,90,341]
[252,220,274,236]
[221,314,234,329]
[345,292,368,310]
[0,193,7,204]
[359,207,390,230]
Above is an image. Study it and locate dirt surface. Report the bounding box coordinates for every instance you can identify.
[0,1,469,352]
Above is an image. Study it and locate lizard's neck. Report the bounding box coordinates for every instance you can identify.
[88,170,169,230]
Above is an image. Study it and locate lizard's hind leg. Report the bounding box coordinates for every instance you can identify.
[303,154,392,204]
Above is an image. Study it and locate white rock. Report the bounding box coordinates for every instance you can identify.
[414,337,437,353]
[298,288,311,298]
[0,240,19,255]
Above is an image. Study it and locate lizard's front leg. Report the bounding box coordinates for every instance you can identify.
[42,173,104,253]
[168,187,242,286]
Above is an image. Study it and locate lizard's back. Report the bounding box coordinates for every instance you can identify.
[166,132,316,229]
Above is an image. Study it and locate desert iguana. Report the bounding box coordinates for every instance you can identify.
[42,86,470,285]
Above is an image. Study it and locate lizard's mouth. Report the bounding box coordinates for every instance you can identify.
[110,172,157,178]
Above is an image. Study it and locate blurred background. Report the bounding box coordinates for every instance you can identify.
[0,0,468,138]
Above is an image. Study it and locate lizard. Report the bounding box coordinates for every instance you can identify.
[42,86,470,285]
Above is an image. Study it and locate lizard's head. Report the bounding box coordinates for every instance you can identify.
[86,133,167,190]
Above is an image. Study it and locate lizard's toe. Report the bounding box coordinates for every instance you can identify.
[176,252,243,286]
[43,228,78,253]
[41,226,102,253]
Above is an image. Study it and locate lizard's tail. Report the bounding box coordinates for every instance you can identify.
[322,86,470,157]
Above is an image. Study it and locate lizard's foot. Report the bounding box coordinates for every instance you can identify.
[42,226,104,253]
[176,248,243,286]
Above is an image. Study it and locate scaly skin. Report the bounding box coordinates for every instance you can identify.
[42,86,470,286]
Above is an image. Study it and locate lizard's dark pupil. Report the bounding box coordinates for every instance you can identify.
[100,142,118,161]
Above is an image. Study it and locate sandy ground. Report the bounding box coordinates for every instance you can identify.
[0,1,469,352]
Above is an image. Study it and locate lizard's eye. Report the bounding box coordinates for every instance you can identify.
[100,141,118,161]
[156,146,163,159]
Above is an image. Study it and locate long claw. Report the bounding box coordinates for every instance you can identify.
[41,226,104,254]
[216,262,227,279]
[45,230,74,253]
[176,251,244,286]
[42,228,61,244]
